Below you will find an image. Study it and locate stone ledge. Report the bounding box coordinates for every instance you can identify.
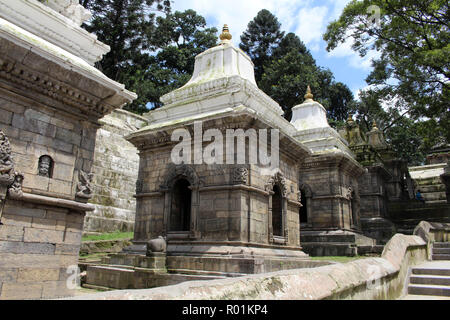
[10,192,94,213]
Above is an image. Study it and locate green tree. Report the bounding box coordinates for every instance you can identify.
[147,10,218,109]
[80,0,171,113]
[350,88,444,164]
[257,32,354,121]
[80,2,217,114]
[240,9,285,83]
[323,0,450,141]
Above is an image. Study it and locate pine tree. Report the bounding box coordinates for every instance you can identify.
[240,9,284,83]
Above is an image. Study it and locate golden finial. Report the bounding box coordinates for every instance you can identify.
[304,85,314,101]
[347,113,353,122]
[219,24,232,42]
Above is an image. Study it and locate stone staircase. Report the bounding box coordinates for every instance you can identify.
[432,242,450,260]
[407,242,450,297]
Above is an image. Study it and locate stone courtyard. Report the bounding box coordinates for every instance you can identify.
[0,0,449,301]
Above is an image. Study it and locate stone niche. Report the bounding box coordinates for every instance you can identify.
[0,0,135,300]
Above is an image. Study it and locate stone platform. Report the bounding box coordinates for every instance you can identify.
[300,230,377,256]
[85,250,331,290]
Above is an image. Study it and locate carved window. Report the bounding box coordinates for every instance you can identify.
[169,178,191,232]
[38,155,53,178]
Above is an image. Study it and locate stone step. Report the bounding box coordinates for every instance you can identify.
[424,200,448,205]
[433,248,450,255]
[167,268,243,278]
[410,275,450,286]
[412,268,450,276]
[434,242,450,249]
[422,192,447,201]
[408,284,450,297]
[419,185,446,193]
[356,245,384,255]
[432,254,450,261]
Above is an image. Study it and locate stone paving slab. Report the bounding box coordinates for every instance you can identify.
[414,261,450,269]
[400,294,450,300]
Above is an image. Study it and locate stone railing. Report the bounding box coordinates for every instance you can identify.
[413,221,450,260]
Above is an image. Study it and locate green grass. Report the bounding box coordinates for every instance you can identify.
[82,231,133,242]
[309,256,369,263]
[79,252,111,260]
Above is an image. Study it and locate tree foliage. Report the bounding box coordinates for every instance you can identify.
[240,9,284,83]
[241,11,354,121]
[323,0,450,143]
[80,1,216,113]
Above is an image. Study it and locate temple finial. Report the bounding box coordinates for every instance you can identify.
[347,113,353,122]
[219,24,232,42]
[372,120,378,130]
[304,85,314,101]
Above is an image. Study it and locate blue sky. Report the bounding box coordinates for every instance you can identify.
[172,0,376,99]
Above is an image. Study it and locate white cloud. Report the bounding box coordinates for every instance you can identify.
[326,29,380,71]
[294,6,328,51]
[173,0,339,49]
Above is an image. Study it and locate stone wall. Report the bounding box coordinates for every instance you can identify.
[85,109,147,233]
[0,199,84,299]
[0,94,97,299]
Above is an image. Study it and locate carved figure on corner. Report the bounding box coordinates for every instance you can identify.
[76,170,94,199]
[8,172,24,199]
[0,131,14,186]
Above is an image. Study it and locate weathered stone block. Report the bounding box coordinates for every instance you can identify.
[31,217,57,230]
[0,241,55,255]
[52,162,74,182]
[41,280,75,299]
[0,110,12,125]
[0,225,24,241]
[0,214,32,227]
[23,228,64,244]
[17,268,60,282]
[63,231,82,245]
[55,244,80,256]
[0,269,18,283]
[0,283,42,300]
[48,179,73,195]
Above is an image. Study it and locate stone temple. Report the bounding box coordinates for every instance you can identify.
[0,1,449,298]
[84,25,409,289]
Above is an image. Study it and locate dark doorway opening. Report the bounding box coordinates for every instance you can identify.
[272,185,283,236]
[299,189,307,223]
[170,179,191,231]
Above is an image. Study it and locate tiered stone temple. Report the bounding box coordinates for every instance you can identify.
[290,88,376,255]
[86,26,337,289]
